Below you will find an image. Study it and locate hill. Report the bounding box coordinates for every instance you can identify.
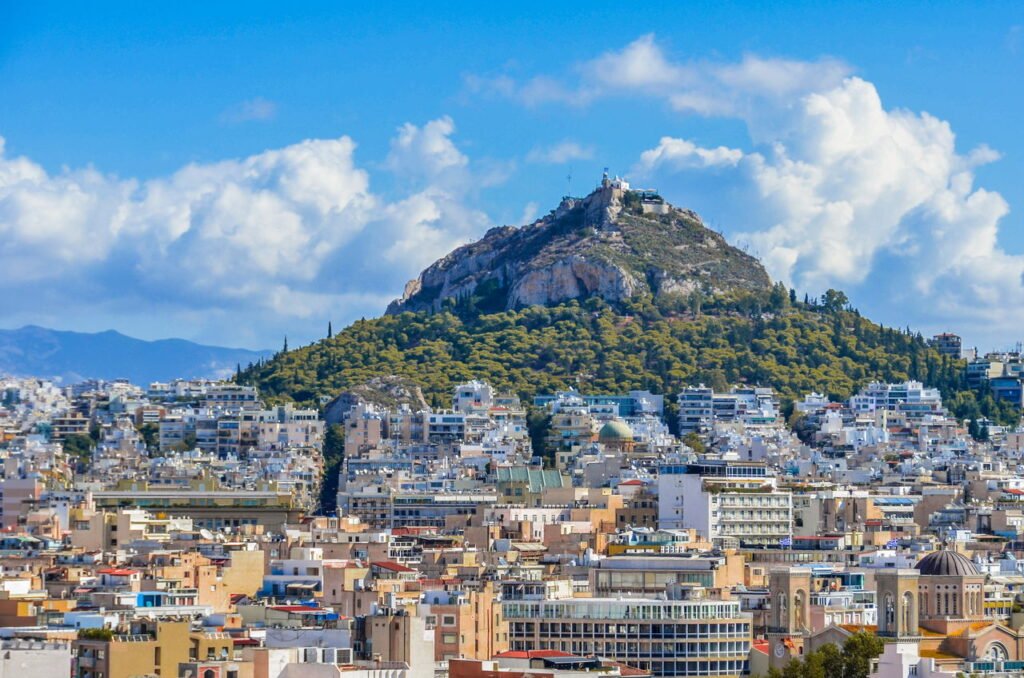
[245,294,1016,425]
[387,176,769,315]
[0,325,271,384]
[242,180,1015,429]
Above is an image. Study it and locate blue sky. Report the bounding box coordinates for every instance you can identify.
[1,2,1022,350]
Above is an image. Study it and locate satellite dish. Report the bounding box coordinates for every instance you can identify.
[200,529,214,540]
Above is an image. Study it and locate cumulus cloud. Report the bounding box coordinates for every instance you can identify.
[526,141,595,164]
[0,118,488,346]
[385,116,468,182]
[634,75,1021,339]
[476,34,1022,342]
[638,137,743,171]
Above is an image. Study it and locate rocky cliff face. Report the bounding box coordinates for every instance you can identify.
[386,179,771,315]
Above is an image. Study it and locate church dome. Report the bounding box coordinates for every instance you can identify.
[915,549,979,577]
[598,420,634,443]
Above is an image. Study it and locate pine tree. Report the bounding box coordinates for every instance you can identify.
[283,336,289,353]
[328,321,333,339]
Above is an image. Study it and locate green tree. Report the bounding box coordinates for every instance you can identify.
[137,423,159,450]
[682,432,706,454]
[527,409,553,466]
[172,431,198,452]
[841,631,884,678]
[319,424,346,514]
[63,433,94,459]
[763,631,883,678]
[821,289,849,314]
[63,433,96,472]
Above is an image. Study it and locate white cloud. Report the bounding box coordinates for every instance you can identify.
[638,137,743,171]
[385,116,468,181]
[584,34,687,90]
[219,97,278,123]
[631,74,1022,340]
[468,34,851,116]
[526,141,595,164]
[0,117,489,346]
[479,34,1021,343]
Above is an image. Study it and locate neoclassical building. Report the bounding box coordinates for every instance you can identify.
[767,549,1024,672]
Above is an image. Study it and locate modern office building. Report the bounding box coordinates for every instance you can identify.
[503,589,751,677]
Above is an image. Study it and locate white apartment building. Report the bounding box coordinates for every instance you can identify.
[452,380,495,413]
[677,386,779,434]
[658,460,792,547]
[849,381,943,420]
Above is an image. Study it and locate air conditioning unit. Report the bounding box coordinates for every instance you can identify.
[322,647,354,665]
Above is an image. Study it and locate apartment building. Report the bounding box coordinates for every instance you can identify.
[849,380,944,421]
[503,589,751,677]
[73,619,234,678]
[422,584,508,661]
[658,460,792,547]
[677,386,779,434]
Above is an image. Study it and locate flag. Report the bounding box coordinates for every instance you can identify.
[779,537,793,547]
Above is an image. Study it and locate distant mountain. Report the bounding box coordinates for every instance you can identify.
[0,326,271,384]
[388,177,770,315]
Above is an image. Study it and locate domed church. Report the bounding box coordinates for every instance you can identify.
[913,549,986,626]
[597,420,634,453]
[768,548,1024,673]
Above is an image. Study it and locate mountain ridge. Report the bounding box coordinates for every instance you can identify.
[0,325,271,384]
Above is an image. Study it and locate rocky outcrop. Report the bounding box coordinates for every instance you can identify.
[509,256,640,307]
[323,375,429,424]
[386,178,771,315]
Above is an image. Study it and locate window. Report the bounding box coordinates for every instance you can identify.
[442,615,456,626]
[443,633,457,644]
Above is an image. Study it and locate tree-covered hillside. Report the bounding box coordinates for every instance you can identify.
[238,289,1016,428]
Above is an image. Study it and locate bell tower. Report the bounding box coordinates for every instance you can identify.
[769,567,811,633]
[877,569,920,638]
[767,568,812,668]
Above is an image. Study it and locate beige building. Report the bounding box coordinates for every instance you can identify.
[74,619,234,678]
[423,583,508,661]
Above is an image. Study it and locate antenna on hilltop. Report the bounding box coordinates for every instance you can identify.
[567,167,573,198]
